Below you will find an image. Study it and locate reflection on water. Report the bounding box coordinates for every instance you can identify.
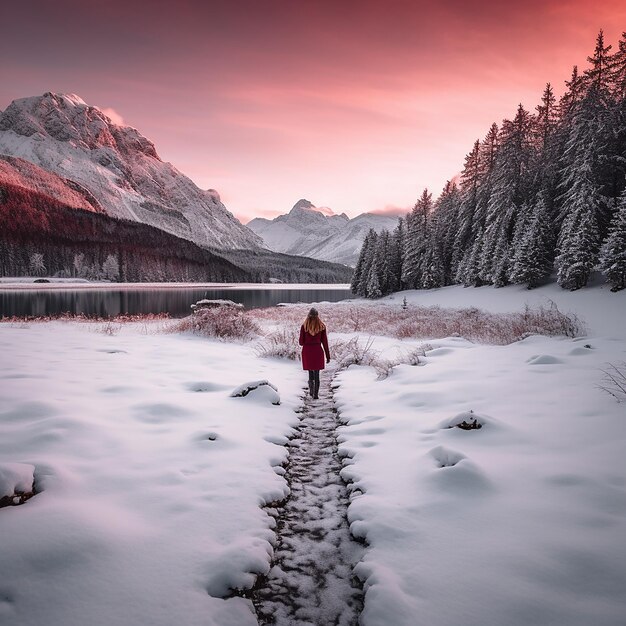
[0,287,354,318]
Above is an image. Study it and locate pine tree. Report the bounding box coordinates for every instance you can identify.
[556,176,601,289]
[434,181,461,283]
[375,230,393,296]
[609,31,626,99]
[451,141,482,272]
[351,234,369,294]
[584,30,612,93]
[535,83,558,151]
[479,105,533,285]
[351,229,378,296]
[600,190,626,290]
[102,254,120,281]
[366,257,382,298]
[559,66,585,119]
[29,252,46,276]
[389,217,405,291]
[510,195,554,288]
[402,189,432,288]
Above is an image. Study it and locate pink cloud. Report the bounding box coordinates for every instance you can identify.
[3,0,626,223]
[99,107,125,126]
[369,205,411,217]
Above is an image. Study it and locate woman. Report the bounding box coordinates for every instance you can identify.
[299,307,330,399]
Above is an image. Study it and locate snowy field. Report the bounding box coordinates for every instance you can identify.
[1,282,625,626]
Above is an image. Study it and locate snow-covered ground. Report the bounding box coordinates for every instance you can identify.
[1,283,625,626]
[0,321,304,626]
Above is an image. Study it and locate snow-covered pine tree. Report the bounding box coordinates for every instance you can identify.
[451,141,481,273]
[555,44,611,290]
[351,229,378,296]
[584,30,612,93]
[433,181,461,284]
[605,32,626,207]
[28,252,46,277]
[389,217,405,291]
[479,105,534,286]
[609,31,626,100]
[366,256,383,298]
[402,189,432,289]
[102,254,120,281]
[559,66,585,119]
[350,236,368,294]
[600,190,626,290]
[582,30,624,214]
[360,230,379,296]
[556,174,602,289]
[531,83,560,217]
[375,230,393,296]
[510,195,554,288]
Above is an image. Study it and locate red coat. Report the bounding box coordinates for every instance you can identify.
[299,325,330,371]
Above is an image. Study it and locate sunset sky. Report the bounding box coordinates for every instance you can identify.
[1,0,625,222]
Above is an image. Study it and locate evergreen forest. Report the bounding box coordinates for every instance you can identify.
[352,31,626,297]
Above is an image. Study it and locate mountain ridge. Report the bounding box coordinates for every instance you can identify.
[0,92,262,251]
[248,199,397,266]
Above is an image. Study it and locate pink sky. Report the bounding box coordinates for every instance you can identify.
[1,0,625,222]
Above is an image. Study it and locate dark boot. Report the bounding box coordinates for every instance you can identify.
[314,380,320,399]
[308,380,315,397]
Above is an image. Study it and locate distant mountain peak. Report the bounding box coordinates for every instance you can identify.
[247,201,397,266]
[289,198,337,217]
[291,198,315,211]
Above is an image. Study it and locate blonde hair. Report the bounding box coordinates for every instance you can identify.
[303,308,325,335]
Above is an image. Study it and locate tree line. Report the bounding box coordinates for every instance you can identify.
[352,31,626,297]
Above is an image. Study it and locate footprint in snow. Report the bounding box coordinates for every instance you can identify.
[185,381,230,393]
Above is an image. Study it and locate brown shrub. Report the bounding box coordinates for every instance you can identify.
[172,307,260,341]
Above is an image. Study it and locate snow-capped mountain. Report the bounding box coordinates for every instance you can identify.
[0,93,262,250]
[247,199,398,266]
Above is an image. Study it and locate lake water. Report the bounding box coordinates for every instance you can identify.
[0,286,354,318]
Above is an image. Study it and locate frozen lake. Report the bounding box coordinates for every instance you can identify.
[0,283,354,318]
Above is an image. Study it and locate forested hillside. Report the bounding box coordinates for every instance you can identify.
[216,248,353,284]
[0,179,252,282]
[352,31,626,297]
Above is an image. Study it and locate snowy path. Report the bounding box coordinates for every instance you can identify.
[252,368,364,625]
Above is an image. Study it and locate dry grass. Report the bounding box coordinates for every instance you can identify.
[252,301,583,345]
[255,329,301,360]
[1,312,170,323]
[598,362,626,403]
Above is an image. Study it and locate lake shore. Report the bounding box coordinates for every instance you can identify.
[0,280,351,291]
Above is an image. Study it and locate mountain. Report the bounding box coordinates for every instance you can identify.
[247,199,398,266]
[0,93,262,250]
[0,155,252,282]
[0,154,352,283]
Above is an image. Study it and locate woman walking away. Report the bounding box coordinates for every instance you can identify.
[299,307,330,399]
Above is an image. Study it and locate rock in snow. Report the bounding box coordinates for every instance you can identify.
[0,92,263,251]
[230,380,281,405]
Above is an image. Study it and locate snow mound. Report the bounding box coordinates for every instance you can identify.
[569,345,594,355]
[527,354,564,365]
[0,462,35,498]
[230,380,280,405]
[439,410,491,431]
[428,445,466,468]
